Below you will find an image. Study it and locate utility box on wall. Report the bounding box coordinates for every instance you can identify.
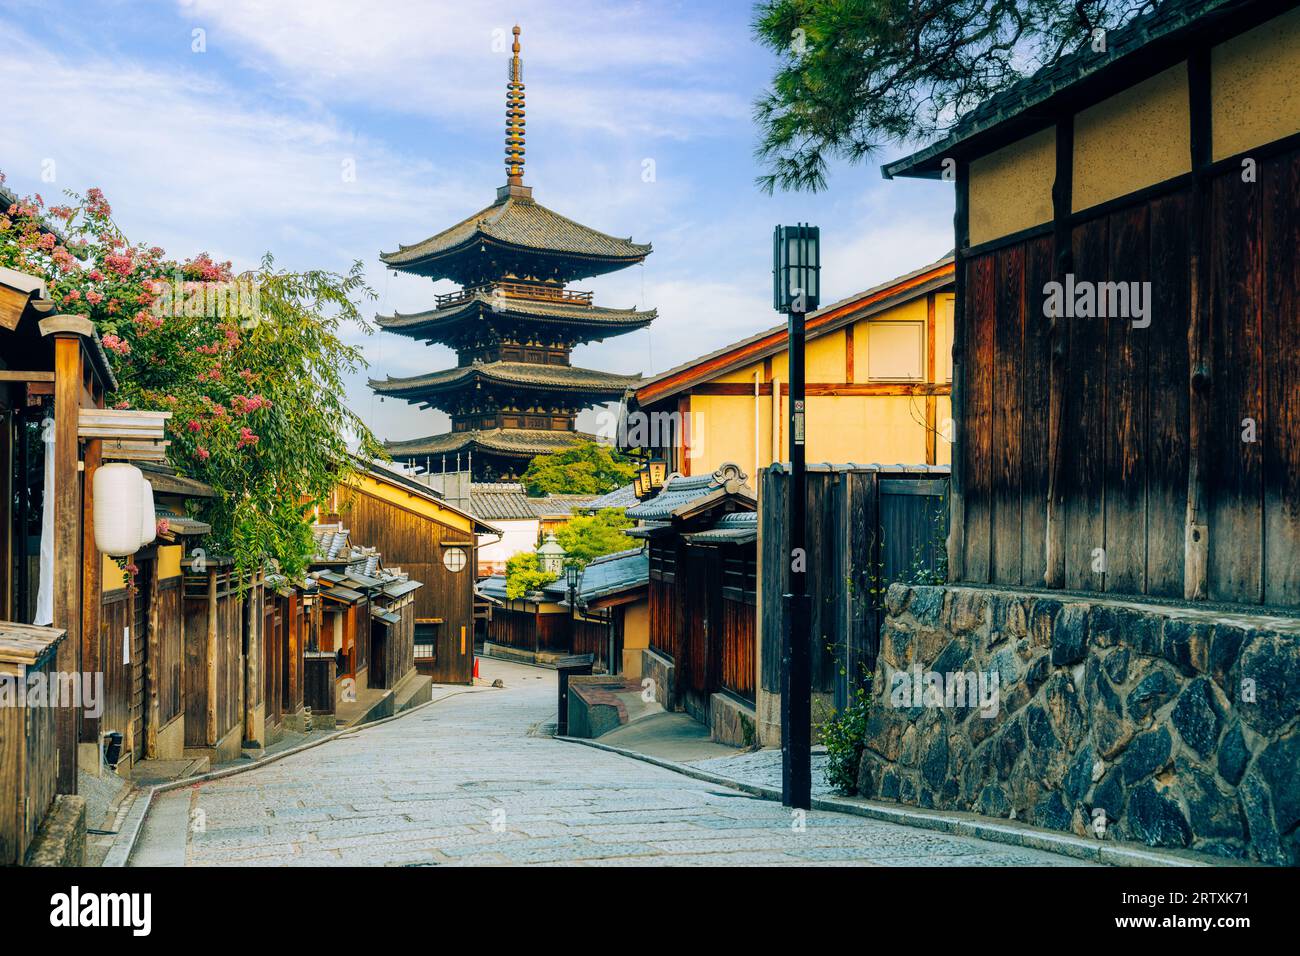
[0,623,67,865]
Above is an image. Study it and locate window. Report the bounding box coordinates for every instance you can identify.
[443,547,468,573]
[866,321,925,382]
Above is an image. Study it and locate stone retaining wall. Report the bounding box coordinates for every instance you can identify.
[858,584,1300,864]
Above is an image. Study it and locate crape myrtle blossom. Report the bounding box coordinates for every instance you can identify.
[0,171,383,579]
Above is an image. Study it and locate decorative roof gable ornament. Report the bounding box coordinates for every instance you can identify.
[712,462,748,494]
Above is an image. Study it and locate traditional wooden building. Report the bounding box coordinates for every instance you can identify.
[626,464,758,745]
[98,464,212,769]
[2,268,117,793]
[371,26,654,481]
[476,545,649,675]
[863,0,1300,862]
[555,546,650,678]
[883,0,1300,606]
[329,460,495,684]
[632,258,955,477]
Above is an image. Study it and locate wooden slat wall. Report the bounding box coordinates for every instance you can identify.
[760,466,950,708]
[0,652,59,865]
[957,142,1300,607]
[100,590,131,750]
[1262,149,1300,605]
[157,579,182,726]
[337,486,474,683]
[720,596,755,703]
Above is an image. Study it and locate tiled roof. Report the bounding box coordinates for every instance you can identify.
[544,546,649,606]
[624,464,757,523]
[579,482,639,512]
[470,484,598,521]
[476,574,511,603]
[883,0,1234,179]
[376,295,654,341]
[370,361,640,400]
[683,511,758,545]
[386,428,599,460]
[381,192,651,279]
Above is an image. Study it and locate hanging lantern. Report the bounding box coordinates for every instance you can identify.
[139,479,157,546]
[93,463,144,556]
[648,457,667,492]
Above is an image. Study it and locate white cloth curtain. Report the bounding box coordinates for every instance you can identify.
[34,418,55,626]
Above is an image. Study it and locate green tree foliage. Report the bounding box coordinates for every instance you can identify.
[752,0,1155,192]
[504,551,557,600]
[555,508,636,565]
[520,440,637,496]
[0,175,382,578]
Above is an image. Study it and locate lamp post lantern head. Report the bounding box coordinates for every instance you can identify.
[565,563,581,591]
[773,223,821,314]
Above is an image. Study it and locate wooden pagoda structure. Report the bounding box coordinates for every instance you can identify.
[372,26,655,481]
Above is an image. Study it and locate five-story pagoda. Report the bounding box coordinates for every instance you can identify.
[372,26,654,482]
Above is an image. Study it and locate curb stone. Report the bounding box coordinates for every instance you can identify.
[555,735,1239,867]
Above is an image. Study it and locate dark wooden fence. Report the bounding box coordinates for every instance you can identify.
[760,463,949,711]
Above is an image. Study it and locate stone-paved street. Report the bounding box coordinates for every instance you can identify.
[130,659,1090,866]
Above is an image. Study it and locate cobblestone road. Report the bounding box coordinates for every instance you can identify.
[130,660,1088,866]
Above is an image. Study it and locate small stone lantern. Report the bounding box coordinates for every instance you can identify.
[536,532,567,575]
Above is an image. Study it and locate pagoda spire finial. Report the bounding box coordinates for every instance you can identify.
[504,24,526,186]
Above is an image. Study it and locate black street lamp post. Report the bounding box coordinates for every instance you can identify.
[773,223,819,811]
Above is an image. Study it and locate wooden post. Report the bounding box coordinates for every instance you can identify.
[145,558,160,758]
[205,566,217,746]
[51,335,82,794]
[1185,47,1212,601]
[1045,116,1074,589]
[948,161,969,582]
[244,573,259,746]
[80,438,102,745]
[925,292,938,466]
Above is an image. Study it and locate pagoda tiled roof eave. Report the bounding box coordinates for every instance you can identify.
[369,361,641,398]
[375,298,656,338]
[385,428,602,460]
[379,194,651,278]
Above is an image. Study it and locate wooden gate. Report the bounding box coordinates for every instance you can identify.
[760,464,949,711]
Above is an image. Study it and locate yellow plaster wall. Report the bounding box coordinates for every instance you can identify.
[1211,6,1300,160]
[805,395,930,464]
[805,329,847,380]
[102,554,127,591]
[1073,62,1191,212]
[157,544,182,580]
[677,290,954,475]
[968,126,1055,246]
[621,600,649,679]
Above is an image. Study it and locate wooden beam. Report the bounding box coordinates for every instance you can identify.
[80,439,102,744]
[926,293,938,466]
[0,371,55,383]
[205,568,217,746]
[1184,46,1212,601]
[1045,116,1074,589]
[948,161,969,582]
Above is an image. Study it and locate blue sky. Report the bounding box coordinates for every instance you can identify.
[2,0,955,443]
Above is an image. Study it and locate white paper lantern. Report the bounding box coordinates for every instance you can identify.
[93,463,144,556]
[139,479,157,546]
